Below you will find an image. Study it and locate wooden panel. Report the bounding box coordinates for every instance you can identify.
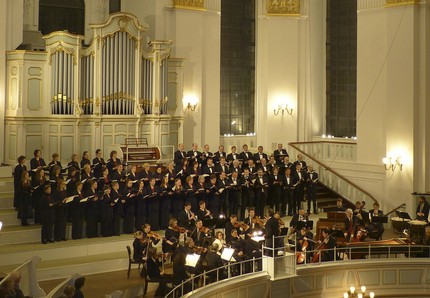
[27,78,42,111]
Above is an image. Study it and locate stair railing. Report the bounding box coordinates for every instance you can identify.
[288,141,378,207]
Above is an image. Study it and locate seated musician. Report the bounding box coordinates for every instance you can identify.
[289,209,308,234]
[296,226,314,264]
[132,230,146,262]
[142,223,161,249]
[354,201,367,225]
[205,244,225,281]
[162,218,180,255]
[177,201,196,229]
[367,203,384,240]
[244,208,261,238]
[229,229,246,263]
[146,247,172,297]
[196,200,212,220]
[416,196,429,221]
[212,231,226,255]
[274,211,288,235]
[318,228,337,262]
[190,219,210,247]
[225,214,242,243]
[335,198,346,212]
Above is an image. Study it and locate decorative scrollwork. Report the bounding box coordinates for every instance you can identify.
[173,0,205,10]
[266,0,300,16]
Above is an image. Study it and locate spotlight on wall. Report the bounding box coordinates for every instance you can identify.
[183,95,198,111]
[382,156,403,171]
[273,104,293,116]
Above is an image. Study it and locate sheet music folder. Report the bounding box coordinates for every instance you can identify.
[396,211,412,220]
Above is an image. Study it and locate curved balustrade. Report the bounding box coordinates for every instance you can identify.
[288,141,378,206]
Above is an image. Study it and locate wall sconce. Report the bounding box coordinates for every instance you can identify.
[273,104,293,116]
[183,95,198,112]
[343,285,375,298]
[382,156,403,171]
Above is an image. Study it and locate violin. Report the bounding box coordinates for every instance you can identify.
[277,218,285,226]
[147,232,162,240]
[199,226,210,233]
[172,226,188,233]
[193,246,208,254]
[251,216,266,226]
[233,221,249,230]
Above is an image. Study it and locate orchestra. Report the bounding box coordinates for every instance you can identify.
[11,143,430,281]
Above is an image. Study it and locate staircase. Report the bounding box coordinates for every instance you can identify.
[315,182,355,212]
[0,177,136,281]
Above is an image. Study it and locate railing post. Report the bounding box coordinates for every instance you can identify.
[203,270,206,286]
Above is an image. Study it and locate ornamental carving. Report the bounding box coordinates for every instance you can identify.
[173,0,205,9]
[386,0,419,5]
[266,0,300,15]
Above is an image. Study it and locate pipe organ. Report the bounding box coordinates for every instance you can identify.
[5,13,184,165]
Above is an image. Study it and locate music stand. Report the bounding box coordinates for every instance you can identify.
[396,211,412,220]
[221,247,235,262]
[371,216,388,224]
[185,254,200,268]
[297,220,313,230]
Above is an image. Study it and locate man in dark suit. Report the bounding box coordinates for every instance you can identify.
[289,209,307,232]
[146,248,171,296]
[291,164,305,214]
[254,169,269,217]
[239,144,253,167]
[280,156,294,176]
[253,146,268,165]
[174,143,187,173]
[416,196,429,221]
[293,154,307,172]
[215,157,230,175]
[226,146,239,165]
[200,144,213,165]
[264,208,280,256]
[225,214,240,243]
[213,145,227,164]
[229,159,243,176]
[186,143,201,164]
[305,166,319,214]
[273,143,289,165]
[190,219,210,246]
[283,168,295,215]
[202,157,216,175]
[367,202,385,240]
[177,202,195,229]
[335,198,346,212]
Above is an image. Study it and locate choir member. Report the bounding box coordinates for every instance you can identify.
[111,181,122,236]
[31,168,47,224]
[280,156,293,176]
[205,174,220,217]
[187,161,201,184]
[53,179,68,241]
[68,154,80,174]
[292,163,305,214]
[202,157,216,176]
[217,172,229,215]
[13,155,27,209]
[283,168,295,215]
[70,181,85,239]
[109,163,124,183]
[293,154,307,172]
[213,145,226,164]
[85,180,99,238]
[97,167,110,193]
[215,157,229,175]
[239,144,253,166]
[49,165,63,190]
[186,143,200,164]
[66,166,79,195]
[135,180,147,231]
[269,167,283,215]
[254,169,269,217]
[17,171,32,226]
[200,144,213,165]
[141,163,152,187]
[195,176,207,206]
[241,168,255,219]
[246,159,258,176]
[226,146,239,165]
[81,164,93,183]
[106,150,121,174]
[159,175,172,230]
[164,162,176,187]
[121,179,137,234]
[100,185,113,237]
[259,158,271,174]
[92,149,105,178]
[127,164,139,183]
[229,159,242,176]
[228,171,241,217]
[174,143,187,173]
[30,149,46,172]
[253,146,268,165]
[153,166,164,186]
[273,143,289,165]
[172,178,185,218]
[305,166,319,214]
[40,185,55,244]
[146,177,160,231]
[48,153,62,175]
[184,176,197,212]
[80,151,91,169]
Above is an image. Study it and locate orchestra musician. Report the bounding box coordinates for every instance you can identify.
[133,230,146,262]
[335,198,346,212]
[289,209,308,233]
[243,208,260,236]
[196,200,212,220]
[317,228,337,262]
[146,247,171,297]
[212,231,226,255]
[343,208,355,241]
[177,201,196,229]
[190,219,210,247]
[367,202,384,240]
[225,214,242,243]
[353,201,367,226]
[229,229,246,265]
[416,196,429,221]
[296,226,314,264]
[142,223,161,253]
[162,218,181,256]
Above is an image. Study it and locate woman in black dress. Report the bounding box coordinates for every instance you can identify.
[172,178,185,218]
[40,185,55,244]
[140,163,152,187]
[97,167,110,193]
[106,150,121,175]
[184,176,197,213]
[17,171,32,226]
[49,165,63,190]
[159,175,172,230]
[30,149,46,172]
[121,179,136,234]
[31,168,47,224]
[135,180,147,231]
[111,181,122,236]
[13,155,27,209]
[92,149,105,178]
[85,180,99,238]
[53,179,68,241]
[70,181,85,239]
[80,151,91,169]
[100,185,113,237]
[146,178,160,231]
[68,154,80,177]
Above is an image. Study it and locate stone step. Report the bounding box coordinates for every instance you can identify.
[0,234,136,267]
[0,208,28,226]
